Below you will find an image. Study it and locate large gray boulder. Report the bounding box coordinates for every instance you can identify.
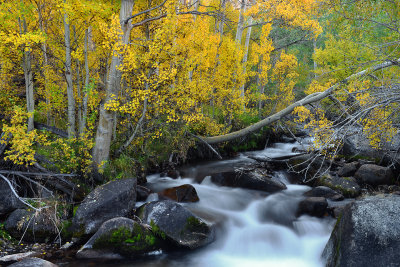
[71,178,136,236]
[322,195,400,267]
[287,154,329,181]
[8,257,57,267]
[0,179,24,216]
[354,164,394,186]
[77,217,160,259]
[211,170,286,193]
[137,200,214,249]
[304,186,344,201]
[5,209,58,242]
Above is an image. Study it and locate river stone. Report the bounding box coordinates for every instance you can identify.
[297,197,328,217]
[210,170,286,193]
[7,257,57,267]
[304,186,344,201]
[137,185,152,201]
[158,184,199,202]
[354,164,394,186]
[318,174,361,198]
[71,178,136,236]
[337,161,359,177]
[322,195,400,267]
[5,209,58,242]
[287,154,329,181]
[0,179,24,216]
[137,200,214,249]
[77,217,160,259]
[0,251,41,265]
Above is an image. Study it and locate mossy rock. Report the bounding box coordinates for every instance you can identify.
[77,217,161,259]
[318,174,361,198]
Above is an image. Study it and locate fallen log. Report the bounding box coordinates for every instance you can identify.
[201,58,400,145]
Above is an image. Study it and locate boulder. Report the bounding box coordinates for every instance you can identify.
[297,197,328,217]
[304,186,344,201]
[318,174,361,198]
[5,209,58,242]
[8,257,57,267]
[0,252,40,265]
[288,154,329,181]
[337,162,359,177]
[210,170,286,193]
[323,195,400,267]
[354,164,394,186]
[0,179,24,216]
[158,184,199,202]
[71,178,136,236]
[137,185,152,201]
[77,217,161,259]
[137,200,214,249]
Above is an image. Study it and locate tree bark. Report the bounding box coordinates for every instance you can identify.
[21,18,35,132]
[92,0,134,170]
[64,7,76,138]
[239,16,253,100]
[79,28,90,136]
[235,0,246,44]
[201,58,400,144]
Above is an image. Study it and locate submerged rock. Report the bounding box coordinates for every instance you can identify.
[323,195,400,267]
[137,200,214,249]
[297,197,328,217]
[158,184,199,203]
[71,178,136,236]
[318,174,361,198]
[77,217,161,259]
[8,257,58,267]
[210,170,286,193]
[5,209,59,242]
[354,164,394,186]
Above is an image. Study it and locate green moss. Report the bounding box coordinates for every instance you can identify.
[73,206,79,217]
[185,216,208,232]
[93,224,160,254]
[150,220,166,240]
[61,220,73,239]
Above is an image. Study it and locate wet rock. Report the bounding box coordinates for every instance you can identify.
[77,217,160,259]
[71,178,136,236]
[0,251,40,265]
[327,199,355,218]
[137,185,152,201]
[337,161,359,177]
[323,195,400,267]
[318,174,361,198]
[5,209,59,242]
[158,184,199,202]
[0,179,24,216]
[304,186,344,201]
[8,257,57,267]
[288,154,329,180]
[297,197,328,217]
[354,164,394,186]
[210,170,286,193]
[137,200,214,249]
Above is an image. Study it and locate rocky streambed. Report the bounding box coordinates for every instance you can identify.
[2,137,400,266]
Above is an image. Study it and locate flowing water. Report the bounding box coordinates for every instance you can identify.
[63,140,335,267]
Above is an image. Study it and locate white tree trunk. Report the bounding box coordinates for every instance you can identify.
[239,16,253,100]
[79,28,90,136]
[64,9,76,138]
[22,18,34,132]
[235,0,246,44]
[92,0,134,170]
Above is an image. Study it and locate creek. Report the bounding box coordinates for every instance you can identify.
[62,140,335,267]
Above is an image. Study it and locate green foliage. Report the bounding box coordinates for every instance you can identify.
[0,222,12,241]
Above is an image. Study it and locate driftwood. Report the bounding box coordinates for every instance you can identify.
[248,152,307,162]
[201,58,400,145]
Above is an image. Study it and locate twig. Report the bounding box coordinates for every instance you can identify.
[189,133,222,159]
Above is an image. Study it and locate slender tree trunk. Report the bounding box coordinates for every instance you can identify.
[239,16,253,101]
[218,0,226,36]
[79,28,90,136]
[21,18,35,132]
[92,0,134,171]
[64,7,76,138]
[74,26,83,136]
[235,0,246,44]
